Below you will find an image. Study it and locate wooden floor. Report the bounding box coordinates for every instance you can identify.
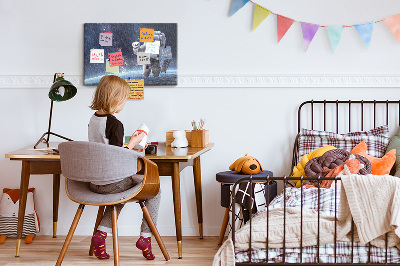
[0,236,223,265]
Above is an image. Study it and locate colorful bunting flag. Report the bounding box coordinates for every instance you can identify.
[252,4,271,31]
[354,22,374,49]
[326,26,345,52]
[383,14,400,44]
[229,1,400,52]
[301,22,319,52]
[230,0,250,17]
[277,15,295,43]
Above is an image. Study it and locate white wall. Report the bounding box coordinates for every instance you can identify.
[1,0,400,237]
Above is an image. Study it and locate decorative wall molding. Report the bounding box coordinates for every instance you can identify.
[0,75,399,88]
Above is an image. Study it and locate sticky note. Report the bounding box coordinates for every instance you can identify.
[99,32,113,46]
[108,52,123,67]
[140,28,154,42]
[137,52,150,65]
[160,46,172,60]
[106,59,119,73]
[90,49,104,63]
[125,79,144,100]
[145,41,160,54]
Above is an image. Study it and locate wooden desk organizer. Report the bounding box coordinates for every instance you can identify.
[166,130,209,147]
[191,130,209,148]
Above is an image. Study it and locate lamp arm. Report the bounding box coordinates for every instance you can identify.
[46,100,54,143]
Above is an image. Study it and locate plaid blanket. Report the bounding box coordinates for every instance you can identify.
[235,186,400,263]
[236,242,400,263]
[228,181,277,235]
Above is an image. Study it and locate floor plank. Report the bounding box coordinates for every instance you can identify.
[0,236,222,265]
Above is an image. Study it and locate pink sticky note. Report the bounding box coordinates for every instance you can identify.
[90,49,104,63]
[108,52,123,67]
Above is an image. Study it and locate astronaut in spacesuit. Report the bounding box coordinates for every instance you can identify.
[132,31,171,78]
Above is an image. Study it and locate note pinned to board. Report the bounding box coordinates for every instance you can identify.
[90,49,104,63]
[137,52,150,65]
[125,79,144,100]
[140,28,154,42]
[145,41,160,54]
[106,59,119,73]
[160,46,172,60]
[99,32,113,46]
[108,52,123,67]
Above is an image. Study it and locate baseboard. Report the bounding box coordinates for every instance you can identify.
[38,225,223,237]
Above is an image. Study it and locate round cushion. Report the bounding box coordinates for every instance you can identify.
[216,170,273,184]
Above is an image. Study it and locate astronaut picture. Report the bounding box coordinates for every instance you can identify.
[132,30,171,78]
[84,23,177,86]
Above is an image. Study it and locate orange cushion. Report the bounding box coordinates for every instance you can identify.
[351,140,396,175]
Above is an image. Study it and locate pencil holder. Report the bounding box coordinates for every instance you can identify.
[191,130,209,148]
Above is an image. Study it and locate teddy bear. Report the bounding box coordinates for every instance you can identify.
[0,188,39,244]
[171,130,188,148]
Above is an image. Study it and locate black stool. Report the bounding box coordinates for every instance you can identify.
[216,170,276,245]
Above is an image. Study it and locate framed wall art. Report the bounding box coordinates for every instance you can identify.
[84,23,177,86]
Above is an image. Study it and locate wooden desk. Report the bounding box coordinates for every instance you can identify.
[5,142,213,259]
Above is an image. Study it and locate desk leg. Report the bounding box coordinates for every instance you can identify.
[171,162,182,259]
[16,161,31,257]
[193,157,203,239]
[53,174,60,238]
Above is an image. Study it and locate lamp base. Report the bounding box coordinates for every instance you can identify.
[33,132,73,149]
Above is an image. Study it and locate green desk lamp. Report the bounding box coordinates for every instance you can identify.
[34,73,77,149]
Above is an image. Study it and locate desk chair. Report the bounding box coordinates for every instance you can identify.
[56,141,170,266]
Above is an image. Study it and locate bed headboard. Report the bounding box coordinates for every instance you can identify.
[292,100,400,169]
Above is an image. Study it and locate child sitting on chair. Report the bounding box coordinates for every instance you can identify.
[88,75,161,260]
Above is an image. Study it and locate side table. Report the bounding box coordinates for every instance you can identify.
[216,170,276,245]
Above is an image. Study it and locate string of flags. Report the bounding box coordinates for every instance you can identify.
[230,0,400,52]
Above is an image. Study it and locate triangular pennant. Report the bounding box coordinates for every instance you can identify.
[277,15,295,43]
[301,22,319,52]
[230,0,250,17]
[252,4,271,31]
[326,25,345,52]
[383,14,400,44]
[354,22,374,49]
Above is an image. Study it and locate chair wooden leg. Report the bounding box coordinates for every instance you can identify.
[56,204,85,266]
[89,206,105,256]
[218,208,230,245]
[111,205,119,266]
[139,201,170,261]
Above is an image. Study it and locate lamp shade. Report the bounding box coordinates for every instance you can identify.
[48,76,77,102]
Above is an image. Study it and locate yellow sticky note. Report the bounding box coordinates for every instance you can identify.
[125,79,144,100]
[140,28,154,42]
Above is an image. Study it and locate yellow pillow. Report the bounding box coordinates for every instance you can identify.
[292,145,336,186]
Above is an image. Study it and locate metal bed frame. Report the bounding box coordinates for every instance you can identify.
[232,100,400,265]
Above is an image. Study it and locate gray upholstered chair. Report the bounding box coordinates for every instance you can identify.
[55,141,169,265]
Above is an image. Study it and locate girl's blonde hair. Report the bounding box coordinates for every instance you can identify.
[90,75,130,114]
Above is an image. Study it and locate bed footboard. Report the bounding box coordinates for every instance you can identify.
[231,175,398,265]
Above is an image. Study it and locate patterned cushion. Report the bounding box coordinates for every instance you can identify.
[296,125,390,164]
